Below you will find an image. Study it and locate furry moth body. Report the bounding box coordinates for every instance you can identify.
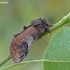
[10,18,52,63]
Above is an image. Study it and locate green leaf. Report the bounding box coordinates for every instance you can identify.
[43,27,70,70]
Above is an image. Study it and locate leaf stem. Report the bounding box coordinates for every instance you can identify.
[0,55,11,67]
[1,59,70,70]
[40,12,70,37]
[0,12,70,68]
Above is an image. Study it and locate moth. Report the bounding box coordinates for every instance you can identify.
[10,18,53,63]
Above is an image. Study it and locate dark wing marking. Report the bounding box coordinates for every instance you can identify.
[10,42,28,63]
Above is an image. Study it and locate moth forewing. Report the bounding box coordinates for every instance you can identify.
[10,18,53,63]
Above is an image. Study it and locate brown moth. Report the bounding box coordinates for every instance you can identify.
[10,18,53,63]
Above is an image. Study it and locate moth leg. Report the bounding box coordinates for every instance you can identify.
[31,30,42,40]
[23,26,27,30]
[45,25,52,34]
[47,24,53,27]
[14,33,21,37]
